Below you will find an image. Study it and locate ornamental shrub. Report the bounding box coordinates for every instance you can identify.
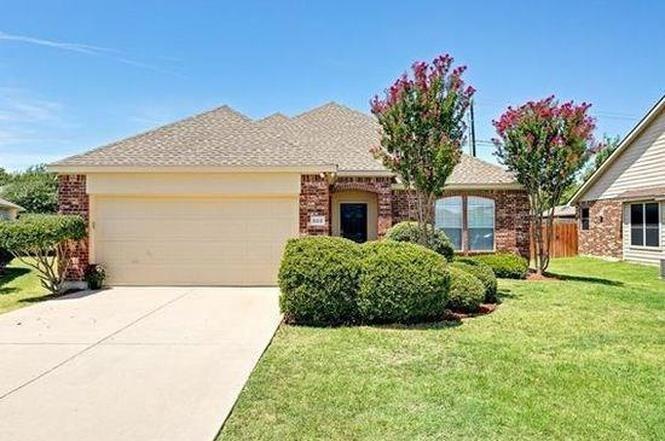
[470,252,529,279]
[447,266,485,312]
[452,259,498,303]
[357,241,449,324]
[385,221,454,261]
[0,214,87,293]
[278,236,362,326]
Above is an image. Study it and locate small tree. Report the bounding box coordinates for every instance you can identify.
[370,54,475,245]
[0,214,86,294]
[493,96,596,274]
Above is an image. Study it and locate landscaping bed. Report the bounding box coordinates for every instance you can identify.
[219,257,665,440]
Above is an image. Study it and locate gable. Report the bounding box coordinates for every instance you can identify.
[575,96,665,202]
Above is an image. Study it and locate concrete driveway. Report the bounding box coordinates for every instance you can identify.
[0,287,281,441]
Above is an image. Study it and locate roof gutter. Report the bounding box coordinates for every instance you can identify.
[392,182,524,191]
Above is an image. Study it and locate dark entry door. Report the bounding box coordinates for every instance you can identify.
[340,203,368,243]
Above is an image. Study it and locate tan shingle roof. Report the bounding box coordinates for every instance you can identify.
[52,102,518,185]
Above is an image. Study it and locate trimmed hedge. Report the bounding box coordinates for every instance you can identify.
[447,267,485,313]
[384,221,454,261]
[452,259,498,303]
[357,241,450,324]
[468,252,529,279]
[278,236,362,326]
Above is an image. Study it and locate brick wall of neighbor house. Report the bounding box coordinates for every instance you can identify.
[58,174,89,281]
[392,188,531,258]
[577,199,623,258]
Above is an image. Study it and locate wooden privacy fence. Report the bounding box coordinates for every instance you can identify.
[530,222,578,259]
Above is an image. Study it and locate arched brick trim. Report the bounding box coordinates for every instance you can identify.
[333,176,393,237]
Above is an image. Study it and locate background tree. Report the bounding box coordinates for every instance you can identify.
[493,97,596,274]
[370,54,475,245]
[1,164,58,213]
[0,168,10,186]
[0,214,86,294]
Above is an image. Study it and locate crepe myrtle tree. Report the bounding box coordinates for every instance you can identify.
[0,214,86,294]
[371,54,475,245]
[493,96,596,274]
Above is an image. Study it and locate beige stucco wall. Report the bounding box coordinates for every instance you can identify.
[331,190,378,241]
[86,172,301,197]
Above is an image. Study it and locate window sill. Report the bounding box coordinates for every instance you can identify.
[629,246,662,252]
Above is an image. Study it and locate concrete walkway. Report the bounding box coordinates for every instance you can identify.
[0,287,281,441]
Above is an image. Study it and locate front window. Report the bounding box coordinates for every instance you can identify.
[630,202,660,248]
[581,207,590,230]
[435,196,462,250]
[468,197,495,251]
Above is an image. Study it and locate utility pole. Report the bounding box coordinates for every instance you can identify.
[469,99,477,157]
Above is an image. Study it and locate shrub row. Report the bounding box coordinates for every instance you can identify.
[384,221,454,261]
[451,259,498,303]
[278,237,450,325]
[467,252,529,279]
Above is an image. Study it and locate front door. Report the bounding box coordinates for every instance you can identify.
[340,203,368,243]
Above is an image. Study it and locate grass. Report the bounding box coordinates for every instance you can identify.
[0,258,48,314]
[219,257,665,440]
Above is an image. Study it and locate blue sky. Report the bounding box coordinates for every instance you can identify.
[0,0,663,170]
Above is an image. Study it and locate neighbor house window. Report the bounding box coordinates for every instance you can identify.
[630,202,660,248]
[435,196,462,250]
[467,197,495,251]
[581,207,590,230]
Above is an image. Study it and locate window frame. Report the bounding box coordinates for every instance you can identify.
[466,196,496,252]
[435,195,496,253]
[629,202,661,250]
[435,196,463,251]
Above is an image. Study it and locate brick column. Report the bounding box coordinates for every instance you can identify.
[58,175,89,282]
[299,174,331,235]
[375,178,393,237]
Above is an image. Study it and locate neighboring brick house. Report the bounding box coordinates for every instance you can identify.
[50,102,530,287]
[569,94,665,265]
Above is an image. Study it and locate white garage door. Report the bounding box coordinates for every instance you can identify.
[92,196,298,286]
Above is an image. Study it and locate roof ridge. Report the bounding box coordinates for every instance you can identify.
[52,104,251,165]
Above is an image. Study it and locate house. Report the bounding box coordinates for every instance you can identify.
[50,102,530,286]
[569,94,665,265]
[0,198,24,220]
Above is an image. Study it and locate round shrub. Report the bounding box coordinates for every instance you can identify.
[278,236,362,326]
[470,252,529,279]
[447,267,485,313]
[357,241,449,324]
[452,259,498,303]
[385,221,454,261]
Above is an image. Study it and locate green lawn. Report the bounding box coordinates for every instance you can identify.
[0,258,48,314]
[219,257,665,440]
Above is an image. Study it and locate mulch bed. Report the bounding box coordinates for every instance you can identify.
[444,302,498,321]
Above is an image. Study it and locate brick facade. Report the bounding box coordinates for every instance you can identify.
[299,174,331,235]
[392,188,531,258]
[577,199,623,258]
[57,175,89,282]
[332,176,393,237]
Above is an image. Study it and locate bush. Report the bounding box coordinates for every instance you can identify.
[452,259,498,303]
[278,236,362,326]
[447,267,485,312]
[357,241,449,324]
[385,221,454,261]
[470,252,529,279]
[0,214,87,293]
